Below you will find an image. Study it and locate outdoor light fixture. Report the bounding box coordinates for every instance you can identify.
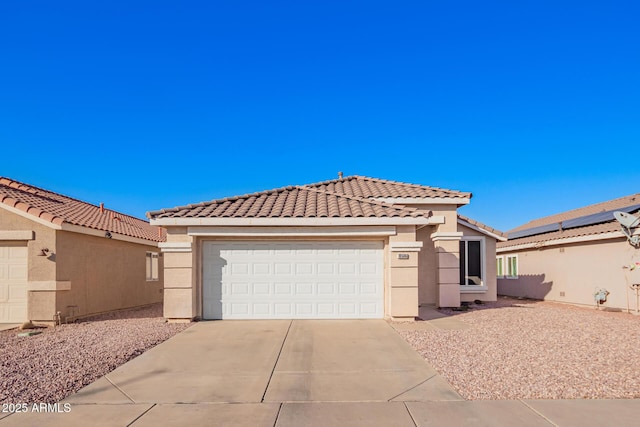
[105,231,112,239]
[37,248,50,256]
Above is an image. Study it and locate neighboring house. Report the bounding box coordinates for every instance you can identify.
[0,177,165,324]
[497,193,640,310]
[148,175,506,321]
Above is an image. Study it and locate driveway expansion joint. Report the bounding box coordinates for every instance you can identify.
[518,400,560,426]
[261,319,293,403]
[403,401,419,427]
[127,403,156,426]
[387,374,437,402]
[106,375,137,404]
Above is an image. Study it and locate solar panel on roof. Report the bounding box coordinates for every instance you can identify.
[561,203,640,230]
[508,223,560,240]
[507,203,640,240]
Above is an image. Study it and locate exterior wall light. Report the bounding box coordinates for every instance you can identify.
[37,248,50,256]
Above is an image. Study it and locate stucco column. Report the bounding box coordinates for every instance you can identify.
[431,231,462,308]
[388,225,423,320]
[160,228,196,322]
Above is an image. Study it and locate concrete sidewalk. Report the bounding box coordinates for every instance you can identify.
[1,320,639,426]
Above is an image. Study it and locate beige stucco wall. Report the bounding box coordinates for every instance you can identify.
[408,205,463,308]
[0,207,57,282]
[161,226,424,320]
[417,226,438,305]
[417,222,499,306]
[54,230,163,320]
[0,207,57,321]
[498,237,639,310]
[459,224,498,303]
[388,225,420,319]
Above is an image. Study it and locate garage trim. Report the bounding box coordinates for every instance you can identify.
[188,225,397,237]
[201,240,385,320]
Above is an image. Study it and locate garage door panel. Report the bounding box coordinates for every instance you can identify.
[253,263,270,274]
[274,263,292,274]
[295,263,313,275]
[360,302,378,315]
[203,241,383,319]
[317,283,335,295]
[253,282,270,295]
[295,283,313,295]
[317,263,334,274]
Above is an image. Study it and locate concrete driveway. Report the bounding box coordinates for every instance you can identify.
[3,319,639,426]
[1,320,459,426]
[66,319,458,405]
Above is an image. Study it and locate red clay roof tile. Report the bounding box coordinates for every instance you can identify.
[458,214,507,239]
[305,175,471,199]
[147,176,469,220]
[148,184,431,220]
[0,177,165,242]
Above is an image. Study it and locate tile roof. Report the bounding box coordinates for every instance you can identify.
[0,177,165,243]
[458,214,507,239]
[508,193,640,234]
[149,185,431,219]
[304,175,472,199]
[498,193,640,248]
[148,175,471,220]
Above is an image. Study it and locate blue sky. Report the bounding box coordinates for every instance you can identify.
[1,1,638,231]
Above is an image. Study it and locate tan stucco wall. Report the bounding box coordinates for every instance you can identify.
[0,207,57,321]
[163,228,196,319]
[459,224,498,302]
[417,222,499,306]
[388,225,420,319]
[498,238,638,310]
[54,231,163,320]
[0,207,57,282]
[160,226,423,320]
[417,226,438,305]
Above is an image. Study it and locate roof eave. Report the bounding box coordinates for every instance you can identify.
[496,231,628,252]
[150,216,442,227]
[457,217,507,241]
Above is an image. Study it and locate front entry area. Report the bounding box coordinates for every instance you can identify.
[202,241,384,319]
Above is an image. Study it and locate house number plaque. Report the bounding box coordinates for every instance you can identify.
[397,253,410,260]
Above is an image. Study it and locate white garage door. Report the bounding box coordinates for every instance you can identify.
[0,243,28,323]
[202,241,384,319]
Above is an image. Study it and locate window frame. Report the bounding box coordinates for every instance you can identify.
[459,236,487,293]
[496,255,505,278]
[506,254,518,279]
[146,251,159,281]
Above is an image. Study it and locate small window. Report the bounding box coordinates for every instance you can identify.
[496,256,504,278]
[146,252,159,281]
[459,238,485,288]
[506,255,518,279]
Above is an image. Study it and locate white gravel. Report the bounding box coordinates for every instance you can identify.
[0,304,190,404]
[397,297,640,400]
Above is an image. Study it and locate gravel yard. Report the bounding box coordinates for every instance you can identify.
[0,304,190,405]
[398,297,640,400]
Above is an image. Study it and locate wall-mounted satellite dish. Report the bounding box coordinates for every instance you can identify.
[614,211,640,247]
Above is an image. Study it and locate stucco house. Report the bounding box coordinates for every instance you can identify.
[148,175,505,321]
[497,193,640,310]
[0,177,165,324]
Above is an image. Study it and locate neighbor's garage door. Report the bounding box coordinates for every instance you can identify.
[0,243,28,323]
[202,241,383,319]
